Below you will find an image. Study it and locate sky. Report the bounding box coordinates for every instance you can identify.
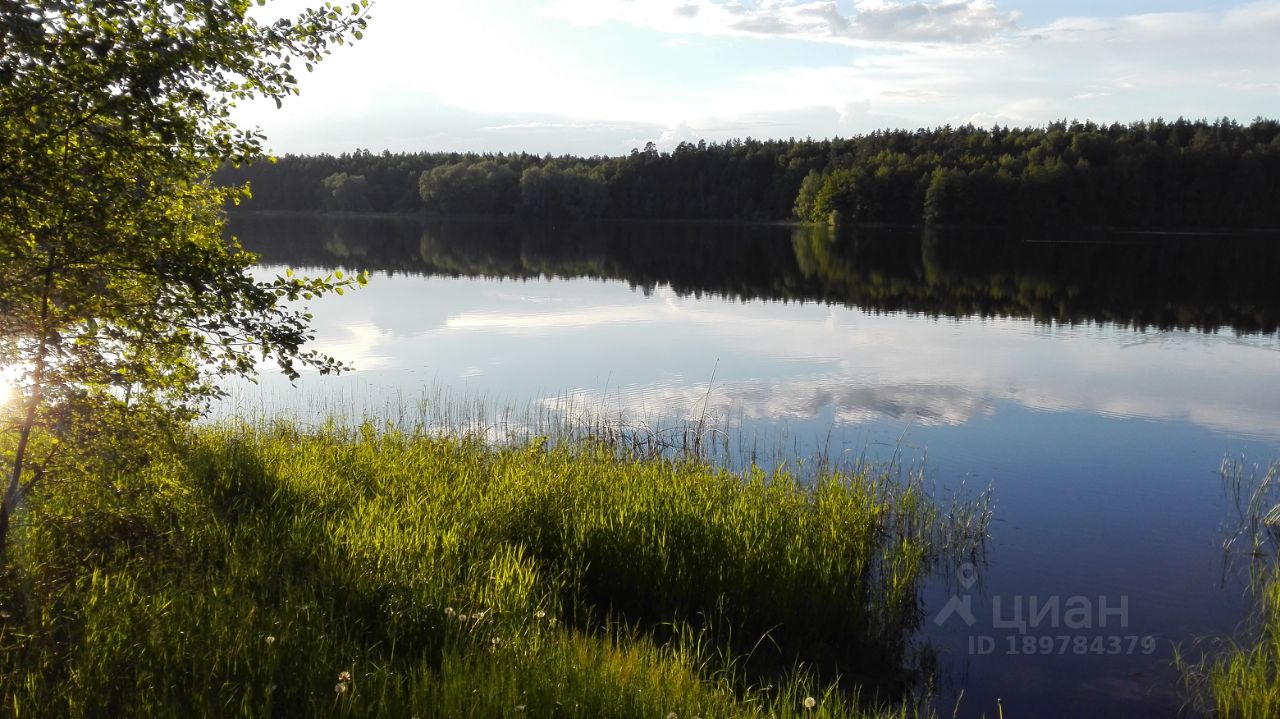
[234,0,1280,157]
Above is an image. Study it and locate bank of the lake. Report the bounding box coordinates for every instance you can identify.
[0,421,988,718]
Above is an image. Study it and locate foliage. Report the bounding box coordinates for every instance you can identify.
[418,159,521,215]
[0,0,369,556]
[0,421,979,717]
[518,164,610,220]
[217,118,1280,228]
[230,215,1280,336]
[321,172,373,212]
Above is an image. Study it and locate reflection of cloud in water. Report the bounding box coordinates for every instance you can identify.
[551,379,995,429]
[832,385,995,426]
[553,362,1280,441]
[254,274,1280,442]
[721,381,994,427]
[306,321,394,373]
[444,304,657,333]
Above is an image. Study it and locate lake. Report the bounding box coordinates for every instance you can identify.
[229,214,1280,718]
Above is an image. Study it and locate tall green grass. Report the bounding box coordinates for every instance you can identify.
[1,420,986,718]
[1181,577,1280,719]
[1180,459,1280,718]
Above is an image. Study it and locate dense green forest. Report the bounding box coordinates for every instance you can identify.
[216,118,1280,227]
[229,215,1280,335]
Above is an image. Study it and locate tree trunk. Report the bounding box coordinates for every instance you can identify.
[1,275,52,565]
[0,501,10,566]
[1,412,36,566]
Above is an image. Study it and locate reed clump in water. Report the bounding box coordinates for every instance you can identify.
[0,418,988,718]
[1180,459,1280,718]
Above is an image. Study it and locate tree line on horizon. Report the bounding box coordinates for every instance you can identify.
[215,117,1280,228]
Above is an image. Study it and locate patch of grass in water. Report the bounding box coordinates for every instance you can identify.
[1180,459,1280,718]
[1,419,988,717]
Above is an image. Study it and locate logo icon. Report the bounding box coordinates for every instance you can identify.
[934,562,978,627]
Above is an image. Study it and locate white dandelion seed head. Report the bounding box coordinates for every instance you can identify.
[803,696,817,709]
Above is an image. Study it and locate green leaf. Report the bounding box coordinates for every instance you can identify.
[0,0,367,553]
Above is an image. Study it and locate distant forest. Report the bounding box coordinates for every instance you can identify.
[216,118,1280,228]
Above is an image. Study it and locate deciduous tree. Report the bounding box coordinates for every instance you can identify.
[0,0,371,558]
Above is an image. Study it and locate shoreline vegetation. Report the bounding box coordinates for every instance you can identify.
[216,118,1280,229]
[1,414,990,717]
[1181,460,1280,718]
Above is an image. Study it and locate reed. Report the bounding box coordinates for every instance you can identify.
[1179,574,1280,719]
[1179,458,1280,718]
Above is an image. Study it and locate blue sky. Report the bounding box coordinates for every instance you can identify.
[237,1,1280,156]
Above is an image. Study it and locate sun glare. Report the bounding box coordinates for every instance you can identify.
[0,366,19,410]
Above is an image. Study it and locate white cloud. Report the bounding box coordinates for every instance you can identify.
[850,0,1018,43]
[237,1,1280,155]
[691,2,1280,134]
[539,0,1018,45]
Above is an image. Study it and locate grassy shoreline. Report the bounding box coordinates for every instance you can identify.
[0,420,988,718]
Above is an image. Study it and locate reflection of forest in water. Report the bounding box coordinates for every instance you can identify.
[229,214,1280,335]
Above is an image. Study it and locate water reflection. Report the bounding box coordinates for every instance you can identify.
[230,216,1280,441]
[231,214,1280,335]
[227,216,1280,718]
[231,227,1280,443]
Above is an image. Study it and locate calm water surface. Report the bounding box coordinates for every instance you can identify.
[230,215,1280,718]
